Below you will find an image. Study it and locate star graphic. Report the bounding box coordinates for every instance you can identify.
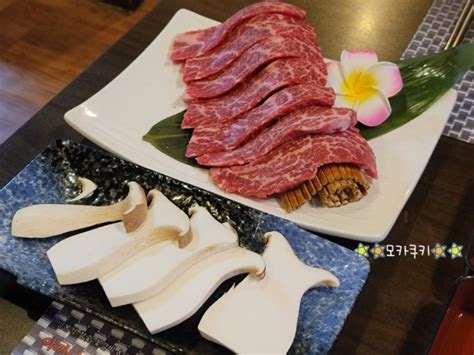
[447,243,463,259]
[354,243,369,258]
[370,243,385,259]
[431,243,447,259]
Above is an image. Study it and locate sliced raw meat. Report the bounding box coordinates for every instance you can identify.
[186,125,227,158]
[196,107,357,167]
[181,57,327,129]
[222,84,335,149]
[171,1,306,62]
[183,14,316,82]
[183,36,323,101]
[210,128,377,198]
[171,26,216,63]
[185,84,335,157]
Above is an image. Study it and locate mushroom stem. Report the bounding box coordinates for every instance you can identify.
[46,189,190,285]
[12,181,147,238]
[99,205,238,307]
[198,231,339,354]
[134,247,265,334]
[66,177,98,202]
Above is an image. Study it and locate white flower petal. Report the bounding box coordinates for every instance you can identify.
[366,62,403,97]
[334,94,358,110]
[354,88,392,127]
[326,61,346,95]
[341,50,379,73]
[324,58,337,64]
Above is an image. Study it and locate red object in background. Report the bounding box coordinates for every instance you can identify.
[429,276,474,355]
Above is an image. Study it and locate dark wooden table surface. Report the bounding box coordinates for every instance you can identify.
[1,0,473,354]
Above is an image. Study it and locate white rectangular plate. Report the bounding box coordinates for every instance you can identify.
[65,8,456,242]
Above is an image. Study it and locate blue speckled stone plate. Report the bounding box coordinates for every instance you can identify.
[0,140,369,354]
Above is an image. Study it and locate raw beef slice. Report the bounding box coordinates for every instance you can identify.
[181,57,327,128]
[183,36,323,101]
[171,1,306,62]
[210,128,377,198]
[185,84,335,157]
[182,14,316,82]
[196,107,357,167]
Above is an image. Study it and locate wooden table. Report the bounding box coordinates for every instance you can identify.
[1,0,473,353]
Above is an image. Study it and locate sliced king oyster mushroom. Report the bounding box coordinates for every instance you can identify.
[198,231,340,354]
[134,246,265,334]
[47,190,190,285]
[66,177,98,202]
[12,181,147,237]
[99,205,239,307]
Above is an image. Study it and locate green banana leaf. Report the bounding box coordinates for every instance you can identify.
[143,44,473,163]
[359,43,473,139]
[143,110,197,166]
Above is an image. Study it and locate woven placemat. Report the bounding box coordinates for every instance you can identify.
[12,301,169,355]
[402,0,474,143]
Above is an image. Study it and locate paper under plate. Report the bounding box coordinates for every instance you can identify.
[65,8,457,242]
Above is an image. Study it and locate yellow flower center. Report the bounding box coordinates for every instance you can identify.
[435,247,443,255]
[341,70,378,105]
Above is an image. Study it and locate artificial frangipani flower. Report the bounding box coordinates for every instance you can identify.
[327,50,403,127]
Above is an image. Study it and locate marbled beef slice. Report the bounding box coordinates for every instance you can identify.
[196,107,357,167]
[183,36,323,101]
[210,128,377,198]
[171,1,306,62]
[181,57,327,128]
[183,14,316,82]
[185,84,335,157]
